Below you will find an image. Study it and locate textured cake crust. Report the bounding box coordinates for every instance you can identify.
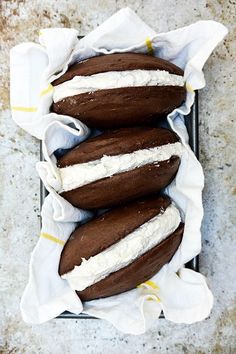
[59,195,171,276]
[52,86,186,129]
[58,128,181,209]
[51,53,185,129]
[60,156,180,209]
[77,223,184,301]
[57,127,179,167]
[52,53,184,86]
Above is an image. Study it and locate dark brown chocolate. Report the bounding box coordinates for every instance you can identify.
[57,127,179,168]
[60,156,180,209]
[59,195,171,276]
[52,53,184,86]
[78,223,184,301]
[52,86,186,129]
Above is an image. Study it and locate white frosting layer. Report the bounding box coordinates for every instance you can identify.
[59,142,183,192]
[62,204,181,291]
[53,69,185,103]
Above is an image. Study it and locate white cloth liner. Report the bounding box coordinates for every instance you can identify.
[10,8,227,334]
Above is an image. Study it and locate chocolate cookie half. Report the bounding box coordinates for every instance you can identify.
[57,127,183,209]
[51,53,186,128]
[59,195,184,301]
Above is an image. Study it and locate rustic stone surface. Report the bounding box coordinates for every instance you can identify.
[0,0,235,352]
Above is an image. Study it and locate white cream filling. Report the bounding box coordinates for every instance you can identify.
[59,142,182,192]
[62,203,181,291]
[53,69,185,103]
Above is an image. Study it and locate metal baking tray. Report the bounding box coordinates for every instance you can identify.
[40,89,199,319]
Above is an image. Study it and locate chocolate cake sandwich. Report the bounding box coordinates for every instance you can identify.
[59,195,184,301]
[51,53,186,128]
[57,127,183,209]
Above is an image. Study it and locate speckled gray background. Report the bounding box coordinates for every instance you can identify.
[0,1,235,353]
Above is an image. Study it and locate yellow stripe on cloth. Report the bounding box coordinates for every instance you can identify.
[186,82,194,93]
[147,295,161,302]
[137,280,161,302]
[40,84,54,97]
[11,106,38,112]
[40,232,65,246]
[144,280,160,290]
[39,30,43,36]
[137,280,160,290]
[145,37,154,55]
